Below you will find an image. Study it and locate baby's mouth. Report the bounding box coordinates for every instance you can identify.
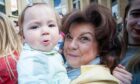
[42,40,50,45]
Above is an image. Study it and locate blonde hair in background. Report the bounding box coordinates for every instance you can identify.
[0,12,22,79]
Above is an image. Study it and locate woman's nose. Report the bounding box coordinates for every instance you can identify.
[69,39,78,50]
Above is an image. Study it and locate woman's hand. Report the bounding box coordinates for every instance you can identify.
[113,64,132,84]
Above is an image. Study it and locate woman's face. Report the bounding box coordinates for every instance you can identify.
[126,0,140,45]
[64,23,98,68]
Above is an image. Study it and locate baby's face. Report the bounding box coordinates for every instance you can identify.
[23,5,60,52]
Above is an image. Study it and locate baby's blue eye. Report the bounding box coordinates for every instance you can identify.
[48,24,55,27]
[30,26,39,29]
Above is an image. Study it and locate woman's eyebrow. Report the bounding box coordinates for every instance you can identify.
[130,9,140,12]
[80,32,94,36]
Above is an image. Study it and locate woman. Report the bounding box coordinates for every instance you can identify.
[62,3,121,84]
[119,0,140,83]
[120,0,140,66]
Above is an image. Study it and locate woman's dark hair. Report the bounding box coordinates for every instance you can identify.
[127,51,140,73]
[62,3,122,72]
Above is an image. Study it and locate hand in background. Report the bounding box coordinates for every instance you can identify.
[113,64,132,84]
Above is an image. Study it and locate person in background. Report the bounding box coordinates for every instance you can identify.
[0,12,21,84]
[120,0,140,67]
[17,3,70,84]
[116,0,140,84]
[62,3,121,84]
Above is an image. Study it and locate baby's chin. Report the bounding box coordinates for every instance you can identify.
[41,47,55,52]
[35,46,54,52]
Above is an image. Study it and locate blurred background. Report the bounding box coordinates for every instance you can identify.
[0,0,128,29]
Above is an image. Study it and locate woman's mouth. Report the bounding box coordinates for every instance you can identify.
[134,28,140,34]
[67,53,79,58]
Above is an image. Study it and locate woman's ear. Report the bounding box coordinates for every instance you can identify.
[125,16,128,25]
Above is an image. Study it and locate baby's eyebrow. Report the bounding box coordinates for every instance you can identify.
[47,20,56,23]
[29,21,40,24]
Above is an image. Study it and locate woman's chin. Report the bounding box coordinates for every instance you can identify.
[68,62,81,68]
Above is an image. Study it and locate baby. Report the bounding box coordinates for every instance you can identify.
[17,3,70,84]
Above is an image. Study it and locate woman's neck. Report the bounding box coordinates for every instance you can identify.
[128,38,140,48]
[128,44,140,48]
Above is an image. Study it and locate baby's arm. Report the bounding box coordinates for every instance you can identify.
[17,51,50,84]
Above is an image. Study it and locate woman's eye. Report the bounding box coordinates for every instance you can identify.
[65,34,72,40]
[80,37,90,42]
[130,12,140,18]
[48,24,55,27]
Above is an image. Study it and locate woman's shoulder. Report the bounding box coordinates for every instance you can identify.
[71,65,119,84]
[132,72,140,84]
[126,47,140,56]
[80,65,109,74]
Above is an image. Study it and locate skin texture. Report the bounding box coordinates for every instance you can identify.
[126,0,140,45]
[64,23,98,68]
[113,64,132,84]
[23,5,60,52]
